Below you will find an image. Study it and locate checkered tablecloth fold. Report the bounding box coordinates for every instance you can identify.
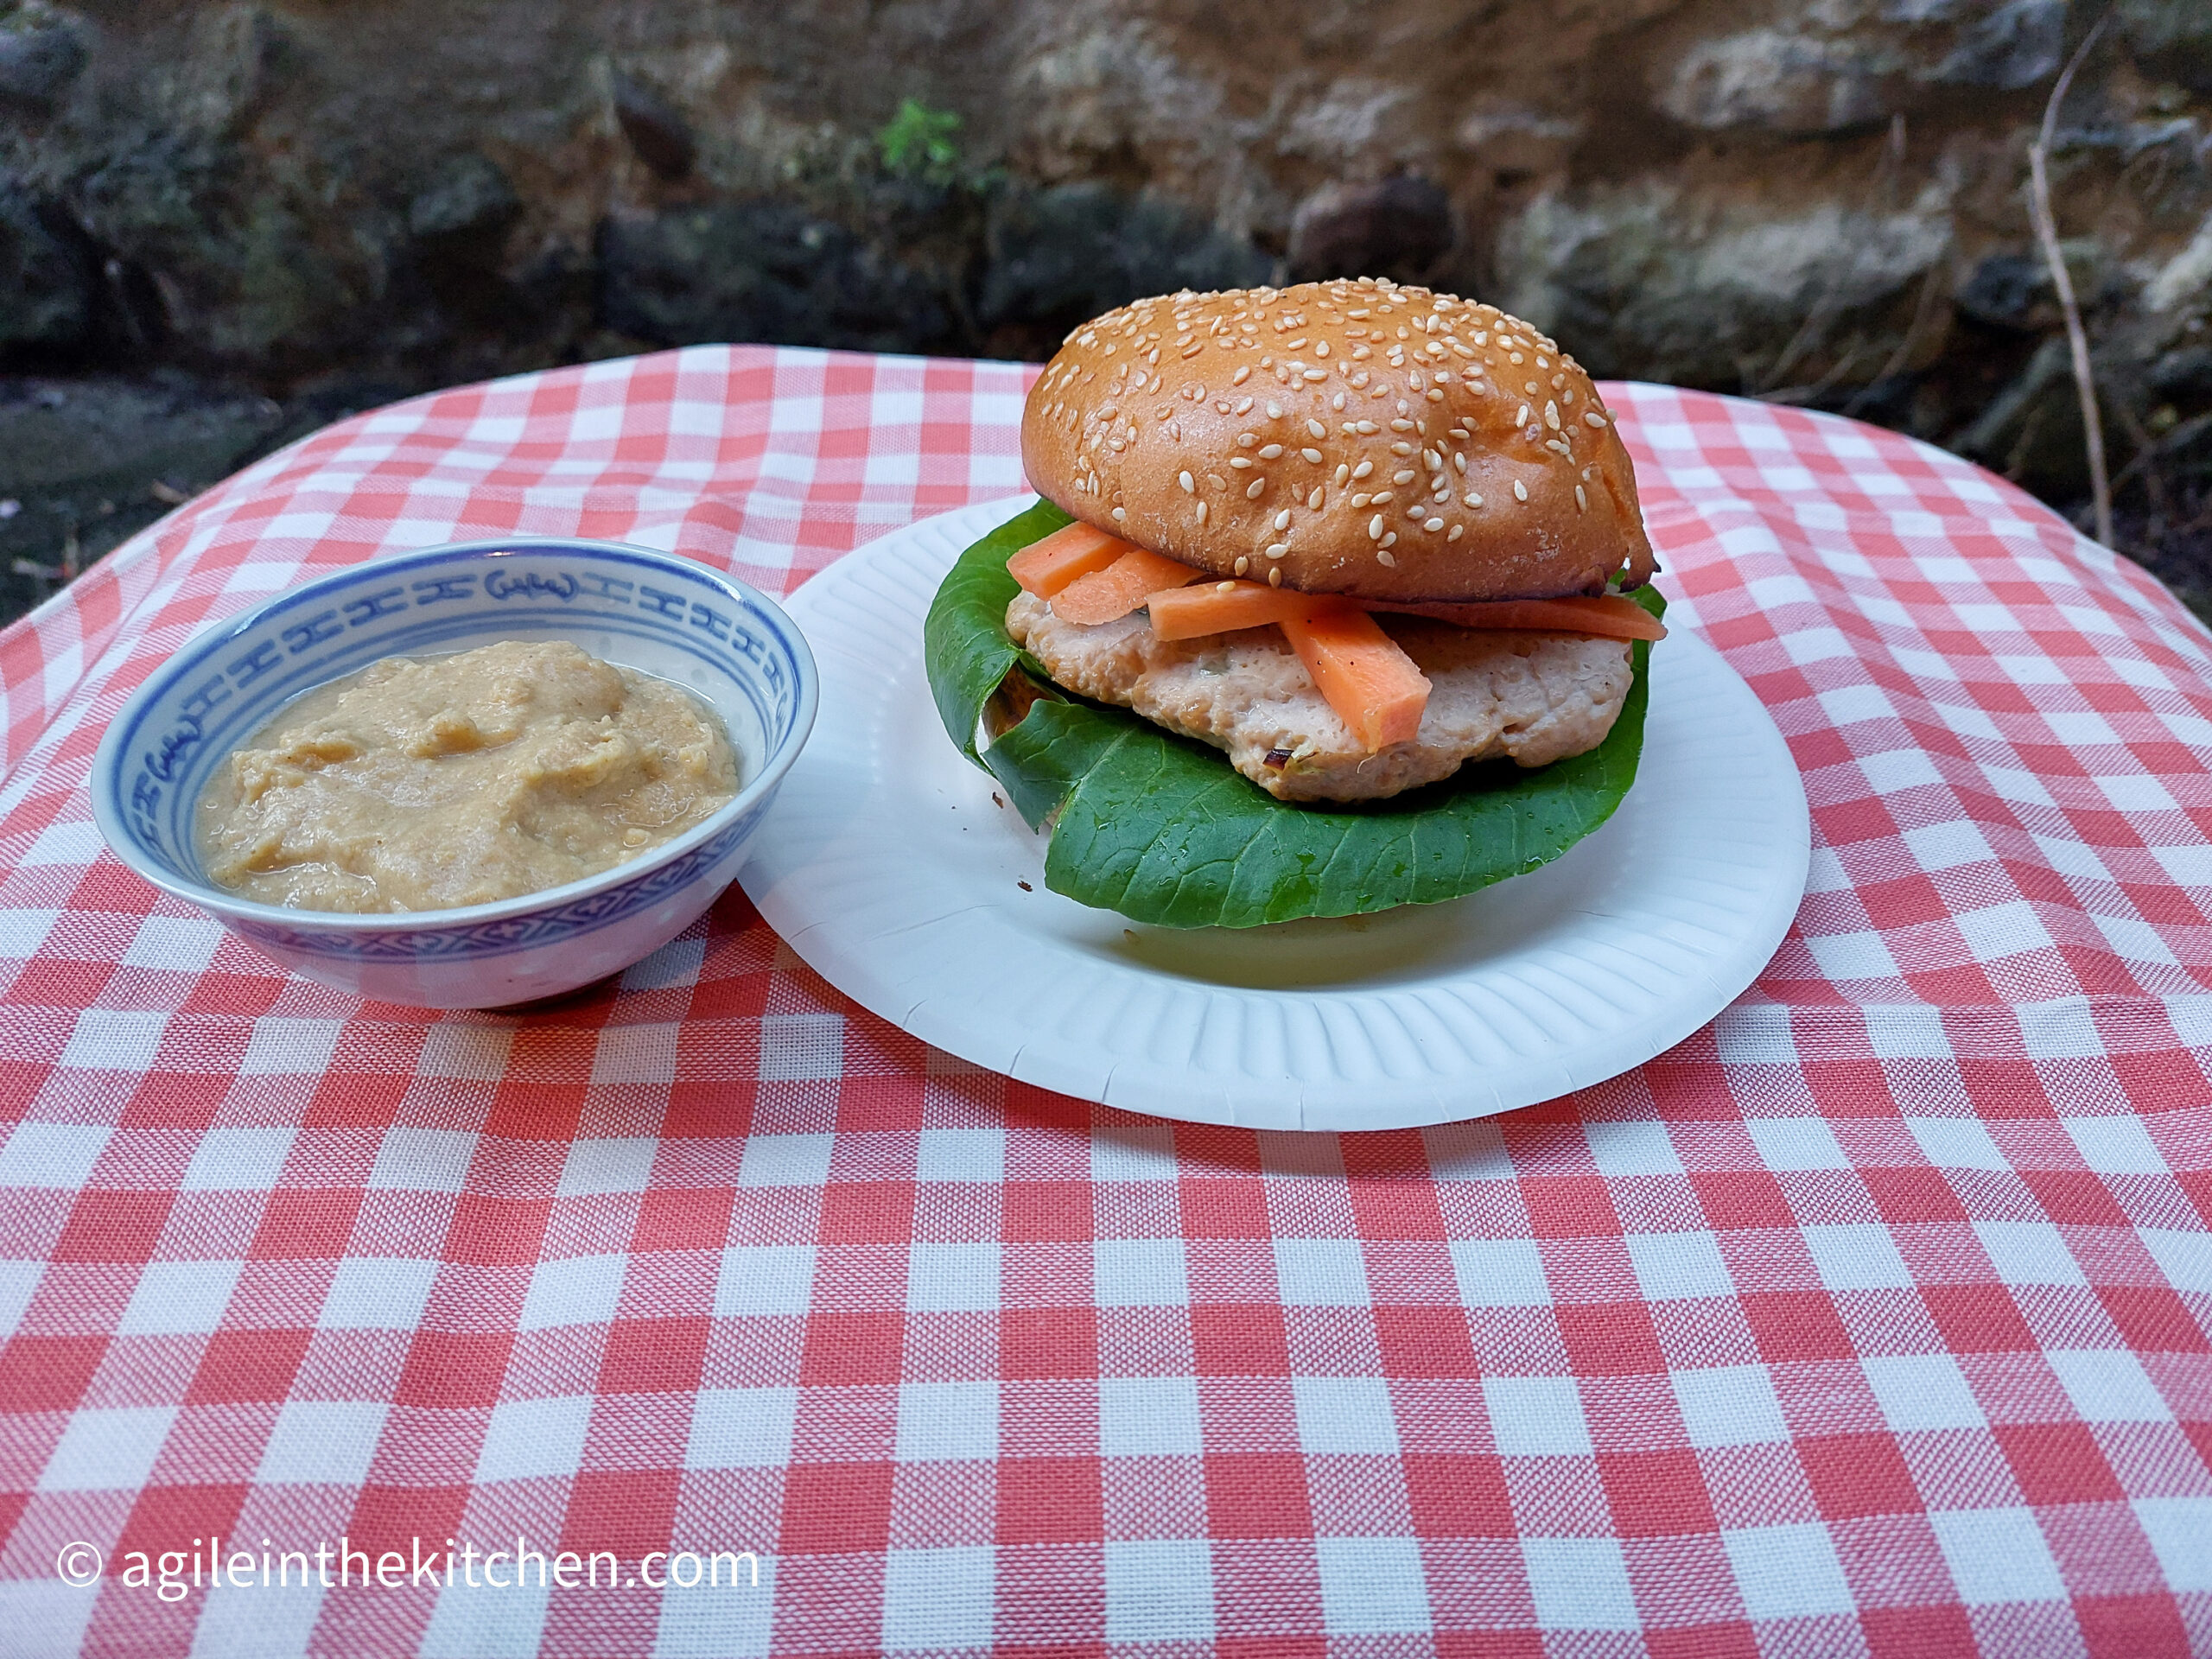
[0,347,2203,1658]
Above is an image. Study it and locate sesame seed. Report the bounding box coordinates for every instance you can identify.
[1512,480,1528,502]
[1306,419,1326,439]
[1357,421,1378,435]
[1258,444,1283,460]
[1376,548,1397,566]
[1274,509,1291,530]
[1267,402,1283,418]
[1390,418,1414,432]
[1268,567,1281,587]
[1390,442,1414,456]
[1207,474,1225,489]
[1333,463,1351,486]
[1351,460,1374,480]
[1246,479,1266,499]
[1179,471,1195,493]
[1301,447,1322,463]
[1368,514,1384,540]
[1351,493,1371,508]
[1515,405,1529,428]
[1230,457,1253,469]
[1332,392,1347,410]
[1380,531,1396,548]
[1307,487,1322,508]
[1373,490,1395,504]
[1424,517,1445,531]
[1393,469,1417,485]
[1464,493,1483,508]
[1266,543,1287,557]
[1547,440,1570,455]
[1545,401,1560,431]
[1453,453,1467,474]
[1575,485,1588,512]
[1446,524,1464,541]
[1196,502,1209,524]
[1232,367,1251,385]
[1585,411,1606,428]
[1235,398,1255,416]
[1234,555,1249,575]
[1510,352,1524,365]
[1216,580,1236,593]
[1113,506,1128,520]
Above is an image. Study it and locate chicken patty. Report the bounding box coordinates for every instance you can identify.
[1005,593,1634,802]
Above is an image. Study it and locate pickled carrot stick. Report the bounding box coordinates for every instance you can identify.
[1007,522,1129,598]
[1277,607,1431,753]
[1050,546,1206,626]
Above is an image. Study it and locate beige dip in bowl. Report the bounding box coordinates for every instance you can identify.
[195,638,740,913]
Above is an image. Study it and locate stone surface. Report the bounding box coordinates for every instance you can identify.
[598,199,957,354]
[0,0,2207,621]
[1501,186,1953,393]
[977,183,1271,348]
[0,182,87,352]
[0,373,289,619]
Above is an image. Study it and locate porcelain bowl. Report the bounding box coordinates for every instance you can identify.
[91,538,818,1008]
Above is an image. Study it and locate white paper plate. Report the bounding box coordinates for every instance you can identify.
[741,499,1809,1131]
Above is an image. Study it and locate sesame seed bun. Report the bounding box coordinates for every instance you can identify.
[1020,278,1657,603]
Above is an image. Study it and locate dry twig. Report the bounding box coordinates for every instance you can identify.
[2026,13,2113,545]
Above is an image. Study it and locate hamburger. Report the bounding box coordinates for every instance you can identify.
[1001,277,1662,802]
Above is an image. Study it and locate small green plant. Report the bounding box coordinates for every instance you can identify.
[878,99,962,181]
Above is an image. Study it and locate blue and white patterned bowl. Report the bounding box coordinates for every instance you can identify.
[90,538,818,1008]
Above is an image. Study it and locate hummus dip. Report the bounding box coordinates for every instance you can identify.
[196,639,740,912]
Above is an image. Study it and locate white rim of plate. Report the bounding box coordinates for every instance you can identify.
[741,498,1810,1132]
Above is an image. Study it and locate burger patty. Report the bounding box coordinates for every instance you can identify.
[1005,593,1634,803]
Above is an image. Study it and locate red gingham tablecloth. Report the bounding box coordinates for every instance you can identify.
[0,345,2208,1659]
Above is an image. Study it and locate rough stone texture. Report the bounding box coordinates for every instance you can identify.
[0,374,289,619]
[1,0,2209,620]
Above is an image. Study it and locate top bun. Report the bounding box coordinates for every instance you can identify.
[1020,278,1656,603]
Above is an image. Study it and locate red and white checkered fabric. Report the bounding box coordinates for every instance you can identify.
[0,346,2206,1658]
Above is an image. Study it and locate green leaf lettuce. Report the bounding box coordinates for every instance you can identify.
[921,499,1661,928]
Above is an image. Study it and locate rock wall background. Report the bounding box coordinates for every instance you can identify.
[3,0,2209,620]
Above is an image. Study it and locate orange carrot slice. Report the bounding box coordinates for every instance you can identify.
[1007,522,1128,598]
[1372,594,1667,642]
[1146,580,1353,641]
[1050,546,1205,626]
[1278,606,1432,753]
